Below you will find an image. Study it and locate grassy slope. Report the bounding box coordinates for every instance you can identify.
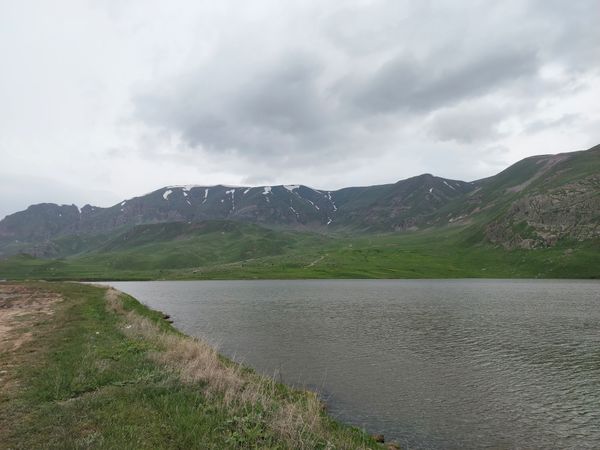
[174,228,600,279]
[1,225,598,280]
[0,282,379,449]
[91,221,330,270]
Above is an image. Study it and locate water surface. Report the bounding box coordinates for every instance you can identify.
[108,279,600,449]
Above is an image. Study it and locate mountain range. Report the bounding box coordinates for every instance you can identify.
[0,144,598,280]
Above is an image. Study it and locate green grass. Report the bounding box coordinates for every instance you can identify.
[176,228,600,280]
[0,225,598,280]
[0,282,380,449]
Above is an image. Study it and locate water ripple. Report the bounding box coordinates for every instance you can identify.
[109,279,600,450]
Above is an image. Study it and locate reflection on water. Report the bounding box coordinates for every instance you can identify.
[108,279,600,449]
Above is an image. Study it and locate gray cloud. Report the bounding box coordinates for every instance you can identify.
[237,58,326,134]
[131,0,599,171]
[525,114,581,135]
[133,52,346,163]
[1,0,599,216]
[428,104,507,144]
[350,47,538,114]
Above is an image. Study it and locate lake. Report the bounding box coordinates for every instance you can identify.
[107,279,600,449]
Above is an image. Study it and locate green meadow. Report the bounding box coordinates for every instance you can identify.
[1,222,598,281]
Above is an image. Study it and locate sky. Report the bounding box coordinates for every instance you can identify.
[1,0,599,219]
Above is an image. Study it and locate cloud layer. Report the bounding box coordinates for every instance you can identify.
[1,0,599,218]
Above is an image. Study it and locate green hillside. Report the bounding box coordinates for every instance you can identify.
[1,221,598,280]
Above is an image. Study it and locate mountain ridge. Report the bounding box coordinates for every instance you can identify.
[1,144,598,259]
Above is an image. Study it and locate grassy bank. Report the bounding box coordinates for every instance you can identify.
[0,282,384,449]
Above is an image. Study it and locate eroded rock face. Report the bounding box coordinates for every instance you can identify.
[486,175,600,249]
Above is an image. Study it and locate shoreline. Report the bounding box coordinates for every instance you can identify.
[5,274,600,282]
[0,281,392,449]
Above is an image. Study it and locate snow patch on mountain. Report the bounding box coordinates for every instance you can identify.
[306,199,319,210]
[326,191,337,211]
[284,185,300,192]
[443,181,456,190]
[163,189,173,200]
[262,186,272,195]
[226,189,236,211]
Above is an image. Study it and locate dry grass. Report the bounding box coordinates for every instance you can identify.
[0,284,63,396]
[104,288,374,449]
[0,284,62,353]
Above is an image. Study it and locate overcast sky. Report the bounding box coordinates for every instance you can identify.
[1,0,599,219]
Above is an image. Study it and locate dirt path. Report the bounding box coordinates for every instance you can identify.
[305,254,327,268]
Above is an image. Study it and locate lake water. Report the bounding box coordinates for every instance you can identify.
[107,279,600,449]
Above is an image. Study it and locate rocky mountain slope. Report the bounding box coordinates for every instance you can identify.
[1,144,598,258]
[481,147,600,248]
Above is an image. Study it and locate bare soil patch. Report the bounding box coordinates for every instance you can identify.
[0,284,62,393]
